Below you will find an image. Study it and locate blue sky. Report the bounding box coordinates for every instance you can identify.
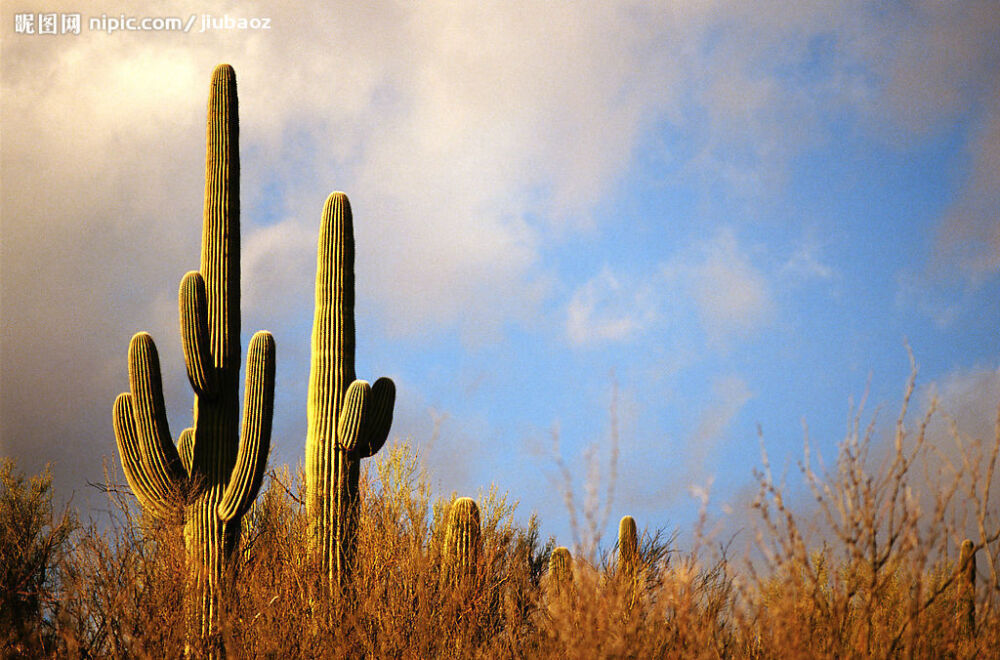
[3,1,999,552]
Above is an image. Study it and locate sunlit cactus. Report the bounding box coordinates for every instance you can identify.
[112,64,275,651]
[443,497,481,583]
[305,192,395,590]
[957,538,976,637]
[549,546,573,591]
[618,515,638,578]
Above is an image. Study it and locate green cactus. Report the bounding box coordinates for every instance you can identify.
[618,515,638,578]
[443,497,481,583]
[549,546,573,591]
[112,64,275,648]
[305,192,395,591]
[957,538,976,637]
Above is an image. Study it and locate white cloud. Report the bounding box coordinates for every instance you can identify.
[900,365,1000,540]
[933,96,1000,280]
[863,2,1000,137]
[242,218,317,322]
[781,237,835,283]
[662,373,754,492]
[688,228,774,342]
[566,267,657,346]
[692,375,754,447]
[922,365,1000,447]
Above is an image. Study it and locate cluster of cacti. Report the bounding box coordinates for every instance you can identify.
[442,497,482,583]
[305,192,395,590]
[957,538,976,637]
[112,64,275,649]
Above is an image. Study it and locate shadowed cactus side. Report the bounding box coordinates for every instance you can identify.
[442,497,481,584]
[112,64,275,652]
[305,192,395,591]
[957,538,976,637]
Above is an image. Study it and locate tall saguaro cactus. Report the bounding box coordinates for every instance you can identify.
[112,64,275,648]
[306,192,395,590]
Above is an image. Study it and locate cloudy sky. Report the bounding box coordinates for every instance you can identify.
[3,1,999,550]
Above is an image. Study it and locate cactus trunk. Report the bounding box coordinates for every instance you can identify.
[958,539,976,637]
[112,65,275,655]
[306,192,395,592]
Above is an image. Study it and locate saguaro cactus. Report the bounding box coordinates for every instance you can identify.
[112,64,275,648]
[549,546,573,591]
[305,192,395,590]
[957,538,976,637]
[443,497,482,583]
[618,515,638,578]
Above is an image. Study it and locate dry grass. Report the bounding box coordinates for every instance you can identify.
[3,368,999,658]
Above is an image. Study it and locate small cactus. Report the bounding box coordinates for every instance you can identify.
[549,546,573,593]
[618,515,638,578]
[305,192,395,591]
[443,497,481,583]
[550,546,573,583]
[957,538,976,637]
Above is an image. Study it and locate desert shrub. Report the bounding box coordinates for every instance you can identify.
[740,361,1000,658]
[0,458,76,658]
[5,365,1000,658]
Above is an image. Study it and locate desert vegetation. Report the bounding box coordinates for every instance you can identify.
[3,395,999,659]
[3,64,998,658]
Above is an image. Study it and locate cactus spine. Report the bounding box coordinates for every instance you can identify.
[957,538,976,637]
[443,497,482,583]
[618,515,638,578]
[112,64,275,649]
[305,192,395,590]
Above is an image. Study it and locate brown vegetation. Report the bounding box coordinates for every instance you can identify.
[3,373,999,658]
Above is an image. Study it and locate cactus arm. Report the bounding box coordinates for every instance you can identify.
[337,380,370,454]
[127,332,186,500]
[358,377,395,459]
[217,331,276,522]
[179,271,218,397]
[178,428,195,477]
[113,393,177,519]
[202,63,240,370]
[328,380,369,583]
